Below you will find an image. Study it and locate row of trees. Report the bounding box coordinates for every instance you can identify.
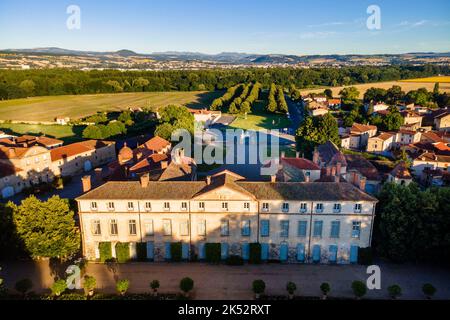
[82,121,127,139]
[228,82,262,114]
[210,84,242,111]
[266,84,288,114]
[1,65,448,100]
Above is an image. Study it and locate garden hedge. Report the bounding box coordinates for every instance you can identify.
[99,242,112,262]
[136,242,147,261]
[115,242,130,263]
[249,243,262,264]
[205,243,221,263]
[171,242,182,262]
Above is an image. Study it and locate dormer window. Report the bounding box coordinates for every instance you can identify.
[282,203,289,213]
[145,202,152,211]
[354,203,362,213]
[199,202,205,210]
[262,203,269,212]
[300,203,307,213]
[333,203,341,213]
[222,202,228,211]
[164,202,170,211]
[244,202,250,211]
[181,202,188,211]
[316,203,324,213]
[91,202,98,211]
[127,202,134,211]
[107,202,115,211]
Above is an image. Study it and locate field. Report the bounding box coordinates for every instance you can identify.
[0,91,221,122]
[400,76,450,83]
[0,123,85,143]
[301,78,450,99]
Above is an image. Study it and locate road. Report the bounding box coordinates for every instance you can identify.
[286,95,304,134]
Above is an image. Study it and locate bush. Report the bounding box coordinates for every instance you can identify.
[422,283,436,299]
[205,243,221,263]
[15,278,33,295]
[226,255,244,266]
[249,243,262,264]
[180,277,194,294]
[83,275,96,296]
[99,242,112,262]
[286,282,296,295]
[58,293,87,300]
[51,279,67,297]
[358,247,373,265]
[252,280,266,294]
[150,280,160,292]
[387,284,402,299]
[171,242,182,262]
[320,282,330,296]
[116,279,130,295]
[351,281,367,299]
[115,242,130,263]
[136,242,147,261]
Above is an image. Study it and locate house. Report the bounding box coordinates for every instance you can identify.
[76,170,377,264]
[387,162,413,186]
[327,98,341,110]
[55,116,70,125]
[411,152,450,177]
[313,141,347,174]
[348,123,378,149]
[188,108,222,127]
[306,101,329,117]
[344,154,381,194]
[366,132,395,155]
[366,102,389,113]
[420,131,447,144]
[394,130,421,147]
[275,152,321,182]
[433,109,450,132]
[14,135,64,150]
[400,110,423,127]
[340,134,360,150]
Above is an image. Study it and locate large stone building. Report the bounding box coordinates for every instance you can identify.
[76,170,377,264]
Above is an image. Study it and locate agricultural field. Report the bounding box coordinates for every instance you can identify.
[301,78,450,99]
[0,91,221,122]
[0,123,85,143]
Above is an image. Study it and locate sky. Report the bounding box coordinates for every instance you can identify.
[0,0,449,55]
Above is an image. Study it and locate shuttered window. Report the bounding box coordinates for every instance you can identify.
[297,221,307,237]
[330,221,340,238]
[313,220,323,237]
[241,220,251,237]
[260,220,270,237]
[280,220,289,238]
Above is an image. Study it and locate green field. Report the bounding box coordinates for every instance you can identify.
[0,123,85,143]
[0,91,221,122]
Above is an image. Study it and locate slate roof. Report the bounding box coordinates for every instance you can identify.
[317,141,347,166]
[390,162,412,179]
[345,154,381,181]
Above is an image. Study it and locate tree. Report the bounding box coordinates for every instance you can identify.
[132,77,149,91]
[19,79,36,97]
[324,88,333,99]
[386,85,405,104]
[116,279,130,296]
[387,284,402,299]
[51,279,67,297]
[118,111,134,126]
[180,277,194,296]
[433,82,440,95]
[156,105,195,139]
[252,279,265,298]
[422,283,436,299]
[15,278,33,297]
[150,280,160,294]
[83,275,96,296]
[406,88,431,106]
[106,80,123,92]
[320,282,330,299]
[351,281,367,299]
[339,86,360,103]
[286,282,296,299]
[11,196,80,259]
[382,108,404,131]
[82,125,104,139]
[0,202,24,258]
[106,121,127,137]
[364,87,387,103]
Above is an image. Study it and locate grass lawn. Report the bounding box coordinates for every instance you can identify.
[0,123,85,143]
[0,91,222,122]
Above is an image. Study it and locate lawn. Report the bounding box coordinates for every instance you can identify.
[0,91,221,122]
[0,123,85,143]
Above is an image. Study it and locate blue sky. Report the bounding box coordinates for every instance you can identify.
[0,0,449,55]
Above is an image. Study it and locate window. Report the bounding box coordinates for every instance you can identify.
[244,202,250,210]
[110,219,118,236]
[262,203,269,212]
[222,202,228,211]
[163,219,172,236]
[198,202,205,210]
[305,171,311,177]
[297,221,307,237]
[181,202,188,211]
[352,221,361,238]
[354,203,362,213]
[145,202,152,211]
[282,203,289,213]
[180,220,189,236]
[91,220,101,235]
[163,202,170,211]
[107,202,115,211]
[330,221,340,238]
[90,202,98,210]
[313,220,323,237]
[316,203,324,213]
[300,203,307,213]
[241,220,251,237]
[260,220,270,237]
[280,220,289,238]
[220,220,229,236]
[333,203,341,213]
[144,220,154,236]
[127,202,134,211]
[128,220,137,236]
[197,220,206,236]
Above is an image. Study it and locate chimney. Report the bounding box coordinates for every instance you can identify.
[271,175,277,183]
[161,160,168,169]
[336,162,342,175]
[296,151,300,158]
[8,148,16,158]
[304,174,310,183]
[206,176,211,185]
[312,147,319,164]
[331,166,336,176]
[140,173,149,188]
[326,166,331,176]
[359,176,367,191]
[334,175,340,183]
[94,167,103,183]
[81,175,92,193]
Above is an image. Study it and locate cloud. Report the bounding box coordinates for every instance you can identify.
[299,31,337,39]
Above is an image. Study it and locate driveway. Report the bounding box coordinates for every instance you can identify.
[1,260,449,300]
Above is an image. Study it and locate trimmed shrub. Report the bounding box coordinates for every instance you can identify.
[136,242,147,261]
[83,275,96,296]
[205,243,221,263]
[150,280,160,292]
[171,242,182,262]
[252,280,266,294]
[358,247,373,265]
[351,281,367,299]
[51,279,67,297]
[226,255,244,266]
[249,243,262,264]
[320,282,331,296]
[422,283,436,299]
[115,242,130,263]
[58,293,87,300]
[286,282,297,295]
[99,242,112,262]
[180,277,194,294]
[116,279,130,295]
[387,284,402,299]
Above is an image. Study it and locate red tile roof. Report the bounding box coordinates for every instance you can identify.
[281,157,320,170]
[351,123,377,133]
[50,140,113,162]
[390,162,412,179]
[142,136,171,152]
